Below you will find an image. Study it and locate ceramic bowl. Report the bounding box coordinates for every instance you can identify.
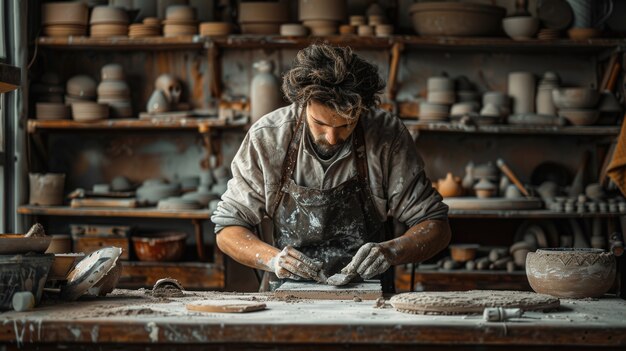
[239,1,288,23]
[163,24,198,37]
[200,22,233,36]
[480,102,501,117]
[43,24,88,37]
[558,108,600,126]
[132,232,187,262]
[298,0,346,22]
[409,2,506,37]
[526,248,615,298]
[427,91,455,104]
[449,244,479,262]
[71,102,109,122]
[90,23,129,37]
[66,75,97,98]
[502,16,540,40]
[280,24,308,37]
[90,6,129,25]
[97,80,130,98]
[36,102,69,120]
[552,88,600,109]
[42,2,89,25]
[302,20,337,36]
[165,5,197,21]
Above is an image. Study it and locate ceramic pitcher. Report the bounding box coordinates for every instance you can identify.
[250,60,282,124]
[566,0,613,28]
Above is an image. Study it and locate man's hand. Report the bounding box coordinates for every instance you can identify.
[271,246,324,281]
[341,242,392,280]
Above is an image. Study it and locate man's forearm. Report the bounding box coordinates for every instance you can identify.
[216,225,280,272]
[380,219,451,265]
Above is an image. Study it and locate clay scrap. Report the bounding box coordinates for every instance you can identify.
[390,290,560,315]
[275,280,382,300]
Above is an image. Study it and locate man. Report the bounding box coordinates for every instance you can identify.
[212,44,450,291]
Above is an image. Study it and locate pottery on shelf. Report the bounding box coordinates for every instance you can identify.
[509,241,533,268]
[502,16,540,40]
[409,2,506,37]
[508,72,535,114]
[250,60,282,124]
[504,184,522,199]
[29,173,65,206]
[526,248,616,298]
[552,87,600,109]
[449,244,479,262]
[474,178,497,199]
[536,71,560,116]
[462,162,475,190]
[437,173,464,198]
[558,108,600,126]
[155,74,182,105]
[66,75,97,99]
[146,90,170,113]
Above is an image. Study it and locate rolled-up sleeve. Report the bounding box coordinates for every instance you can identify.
[212,132,267,233]
[387,126,448,227]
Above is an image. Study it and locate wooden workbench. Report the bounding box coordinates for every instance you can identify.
[1,289,625,350]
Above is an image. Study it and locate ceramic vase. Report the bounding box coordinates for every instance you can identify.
[437,172,463,198]
[250,60,282,124]
[536,72,560,116]
[508,72,535,115]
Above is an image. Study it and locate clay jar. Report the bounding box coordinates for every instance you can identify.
[526,248,616,298]
[508,72,535,115]
[437,173,463,198]
[29,173,65,206]
[250,60,282,124]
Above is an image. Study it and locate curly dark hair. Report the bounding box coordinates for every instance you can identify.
[282,44,386,121]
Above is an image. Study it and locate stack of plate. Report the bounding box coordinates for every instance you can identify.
[90,6,129,38]
[65,75,97,104]
[97,64,132,118]
[163,5,198,37]
[129,17,161,38]
[71,102,109,122]
[422,76,454,121]
[239,1,289,35]
[537,28,561,40]
[42,2,88,37]
[36,103,69,120]
[199,22,233,37]
[299,0,346,36]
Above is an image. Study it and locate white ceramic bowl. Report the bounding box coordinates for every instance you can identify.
[552,88,600,109]
[502,16,540,40]
[558,108,600,126]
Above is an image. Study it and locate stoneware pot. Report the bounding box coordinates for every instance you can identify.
[526,248,615,298]
[132,232,187,262]
[29,173,65,206]
[250,60,282,124]
[409,2,506,37]
[508,72,535,114]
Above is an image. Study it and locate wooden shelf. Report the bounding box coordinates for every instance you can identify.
[37,35,626,52]
[403,121,621,136]
[37,35,204,50]
[17,205,213,220]
[27,118,247,133]
[395,267,531,292]
[448,209,623,219]
[119,261,224,290]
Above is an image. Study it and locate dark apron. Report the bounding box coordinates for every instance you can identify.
[263,107,394,292]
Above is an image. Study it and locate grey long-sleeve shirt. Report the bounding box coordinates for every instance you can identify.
[212,103,448,233]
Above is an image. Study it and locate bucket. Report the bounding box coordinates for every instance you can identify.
[0,253,55,310]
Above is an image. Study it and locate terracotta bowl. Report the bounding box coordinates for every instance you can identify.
[526,248,616,298]
[449,244,479,262]
[90,23,129,37]
[502,16,540,40]
[43,24,87,37]
[409,2,506,37]
[90,6,129,25]
[66,75,97,98]
[552,88,600,109]
[558,109,600,126]
[280,24,308,37]
[132,232,187,262]
[42,2,89,25]
[200,22,233,36]
[36,102,69,120]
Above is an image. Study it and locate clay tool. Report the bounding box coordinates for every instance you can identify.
[496,158,530,197]
[326,272,358,286]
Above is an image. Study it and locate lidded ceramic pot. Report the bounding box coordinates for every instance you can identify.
[437,173,463,198]
[474,178,497,198]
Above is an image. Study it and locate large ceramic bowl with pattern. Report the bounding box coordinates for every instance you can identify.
[526,248,615,298]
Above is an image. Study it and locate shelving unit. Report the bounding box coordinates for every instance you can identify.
[28,32,625,292]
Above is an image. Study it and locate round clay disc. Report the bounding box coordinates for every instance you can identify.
[390,290,560,315]
[61,247,122,301]
[537,0,573,31]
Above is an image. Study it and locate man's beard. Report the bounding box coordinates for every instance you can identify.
[307,128,345,160]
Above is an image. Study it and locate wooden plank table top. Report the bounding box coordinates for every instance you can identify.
[1,289,625,348]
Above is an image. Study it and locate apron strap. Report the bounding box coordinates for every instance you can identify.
[271,105,305,217]
[353,120,369,185]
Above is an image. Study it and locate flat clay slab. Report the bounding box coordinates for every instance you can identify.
[275,280,382,300]
[390,290,560,315]
[186,300,267,313]
[444,197,543,210]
